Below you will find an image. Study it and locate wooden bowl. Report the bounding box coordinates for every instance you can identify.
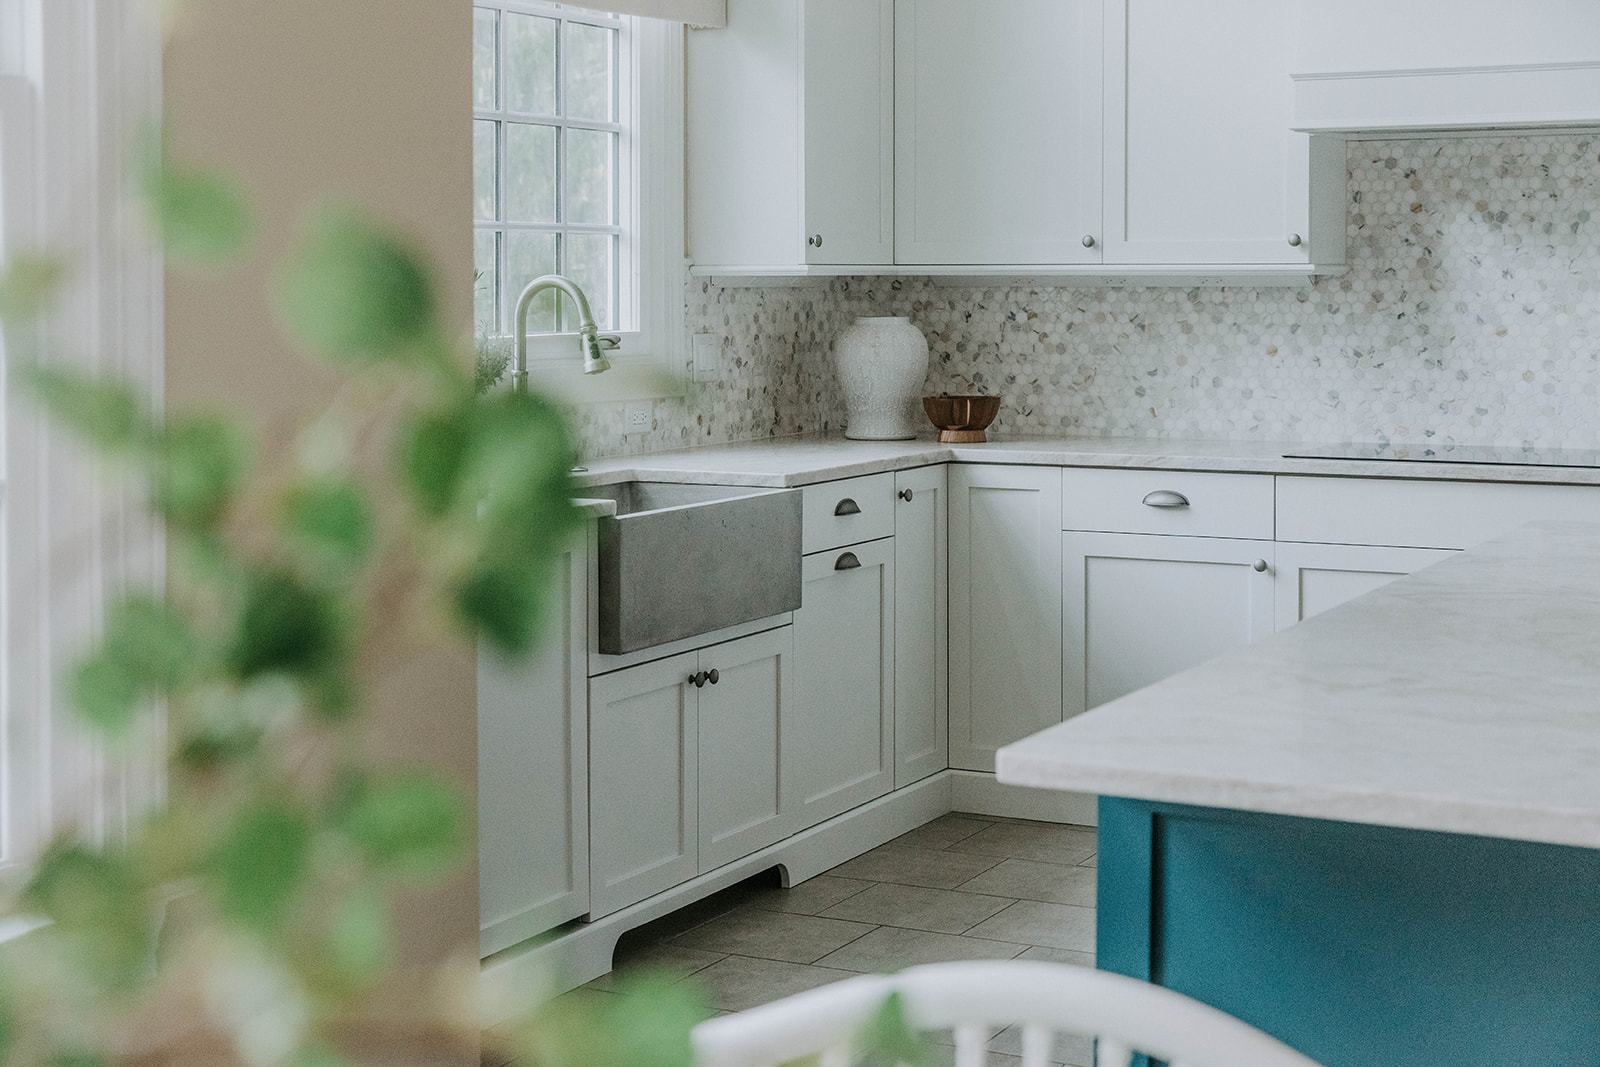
[922,395,1001,443]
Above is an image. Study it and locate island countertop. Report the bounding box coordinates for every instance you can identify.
[995,520,1600,850]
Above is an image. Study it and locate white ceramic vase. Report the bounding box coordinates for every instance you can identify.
[833,316,929,441]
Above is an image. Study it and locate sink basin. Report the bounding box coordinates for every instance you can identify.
[588,481,802,654]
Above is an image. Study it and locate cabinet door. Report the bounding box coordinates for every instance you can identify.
[949,466,1064,772]
[1103,0,1326,265]
[1063,532,1274,716]
[895,0,1102,265]
[803,0,894,266]
[1275,542,1456,631]
[697,627,797,871]
[792,540,895,827]
[478,536,588,955]
[893,465,948,787]
[588,652,698,918]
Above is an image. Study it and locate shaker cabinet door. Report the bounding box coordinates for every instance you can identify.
[893,465,948,787]
[588,652,698,919]
[949,466,1065,772]
[895,0,1103,265]
[792,539,896,828]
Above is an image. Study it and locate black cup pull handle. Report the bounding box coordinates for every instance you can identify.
[834,498,862,516]
[835,552,862,571]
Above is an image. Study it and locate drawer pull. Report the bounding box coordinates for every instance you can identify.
[834,498,862,516]
[1253,559,1269,573]
[1142,490,1190,509]
[835,552,861,571]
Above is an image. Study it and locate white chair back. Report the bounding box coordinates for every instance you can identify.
[691,960,1326,1067]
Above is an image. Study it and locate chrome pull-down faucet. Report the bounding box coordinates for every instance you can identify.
[510,274,620,390]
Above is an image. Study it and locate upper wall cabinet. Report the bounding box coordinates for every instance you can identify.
[1290,0,1600,132]
[894,0,1102,266]
[1104,0,1343,267]
[687,0,895,274]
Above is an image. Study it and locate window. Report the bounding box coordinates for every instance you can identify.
[472,1,684,393]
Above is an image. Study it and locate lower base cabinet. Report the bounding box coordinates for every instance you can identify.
[1274,542,1456,629]
[588,627,794,919]
[1063,532,1274,716]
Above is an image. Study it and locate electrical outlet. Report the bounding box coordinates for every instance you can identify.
[692,331,720,383]
[624,401,653,433]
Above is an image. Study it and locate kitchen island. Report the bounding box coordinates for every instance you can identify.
[997,520,1600,1067]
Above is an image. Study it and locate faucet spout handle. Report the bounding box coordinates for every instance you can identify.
[594,333,622,351]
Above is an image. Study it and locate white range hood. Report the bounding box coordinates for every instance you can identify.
[1290,0,1600,133]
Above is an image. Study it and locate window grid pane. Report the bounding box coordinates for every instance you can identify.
[474,1,627,339]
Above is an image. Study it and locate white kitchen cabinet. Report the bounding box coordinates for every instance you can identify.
[589,627,796,915]
[894,0,1103,266]
[949,466,1064,772]
[1274,541,1456,630]
[893,465,948,787]
[478,535,588,955]
[697,627,798,871]
[1103,0,1344,267]
[1063,532,1275,715]
[588,650,698,919]
[792,539,895,828]
[687,0,894,273]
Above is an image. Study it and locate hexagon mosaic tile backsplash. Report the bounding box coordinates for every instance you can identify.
[569,132,1600,460]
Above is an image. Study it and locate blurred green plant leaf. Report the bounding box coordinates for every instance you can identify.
[0,253,67,326]
[322,885,389,987]
[21,366,154,456]
[226,569,348,706]
[22,844,150,992]
[158,414,250,529]
[139,139,253,262]
[854,992,932,1067]
[397,407,469,518]
[339,774,463,881]
[210,800,312,931]
[276,206,438,364]
[282,480,374,577]
[71,595,199,735]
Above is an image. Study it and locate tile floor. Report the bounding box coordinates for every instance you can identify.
[567,812,1100,1067]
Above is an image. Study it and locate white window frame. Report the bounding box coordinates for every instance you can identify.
[0,0,164,874]
[475,2,686,403]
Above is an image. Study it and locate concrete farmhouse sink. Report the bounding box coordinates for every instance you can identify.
[586,481,802,654]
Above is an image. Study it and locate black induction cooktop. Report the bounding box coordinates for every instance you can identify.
[1283,443,1600,468]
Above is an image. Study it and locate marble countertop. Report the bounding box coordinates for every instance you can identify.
[572,433,1600,489]
[996,520,1600,849]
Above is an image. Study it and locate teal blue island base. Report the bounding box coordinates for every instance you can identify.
[1098,797,1600,1066]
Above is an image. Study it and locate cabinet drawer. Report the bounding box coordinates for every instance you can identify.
[802,472,896,552]
[1062,468,1274,540]
[1277,476,1600,549]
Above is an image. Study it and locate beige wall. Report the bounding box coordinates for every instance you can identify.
[162,0,476,1012]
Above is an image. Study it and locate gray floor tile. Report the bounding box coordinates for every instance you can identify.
[826,843,1003,890]
[746,874,875,916]
[964,900,1096,952]
[584,943,728,992]
[812,925,1029,972]
[889,812,996,851]
[954,858,1097,906]
[1080,852,1097,867]
[948,821,1098,865]
[690,955,862,1012]
[819,882,1014,935]
[991,1023,1095,1067]
[670,905,876,964]
[1017,945,1097,968]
